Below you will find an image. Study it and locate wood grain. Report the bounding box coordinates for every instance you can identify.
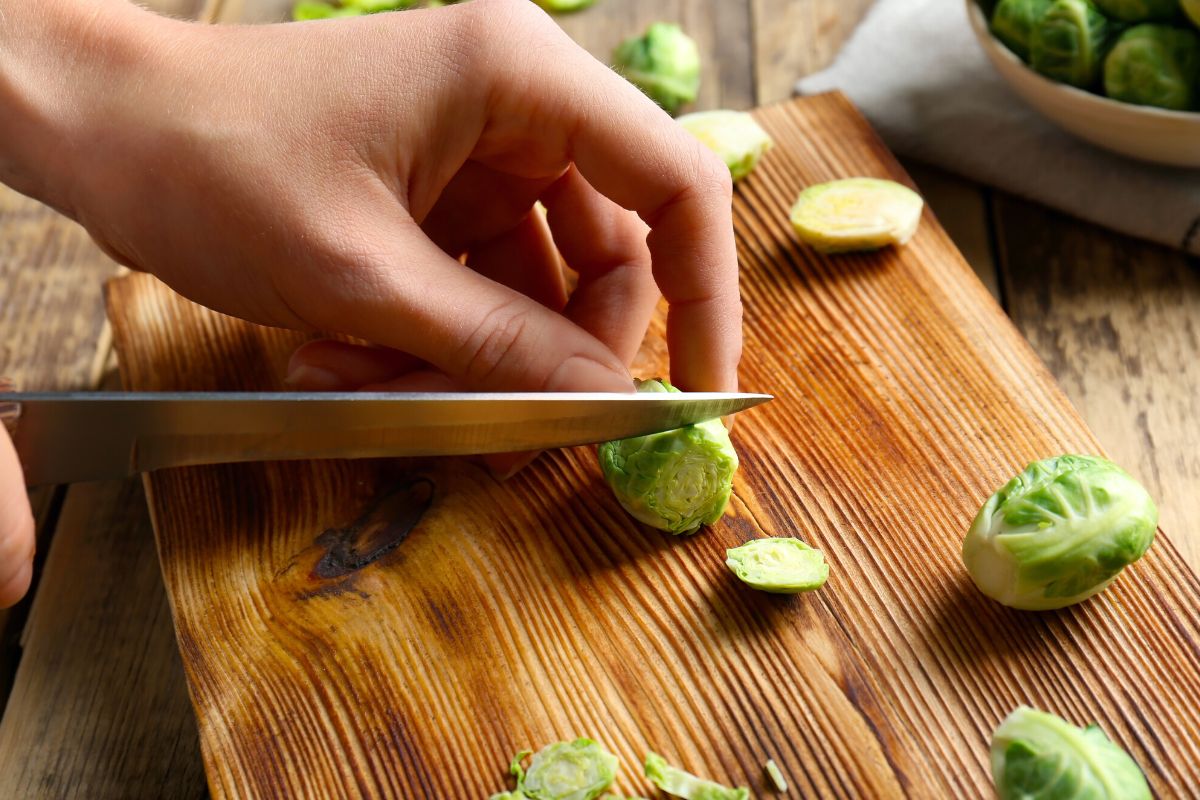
[106,94,1200,799]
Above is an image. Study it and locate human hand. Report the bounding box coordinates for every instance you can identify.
[0,422,34,608]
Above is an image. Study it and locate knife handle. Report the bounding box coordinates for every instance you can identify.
[0,377,17,439]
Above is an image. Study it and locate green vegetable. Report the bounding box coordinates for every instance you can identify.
[992,0,1055,61]
[1184,0,1200,28]
[725,538,828,594]
[533,0,595,11]
[343,0,416,10]
[292,1,365,19]
[1104,24,1200,110]
[644,753,749,800]
[677,110,774,181]
[1030,0,1115,88]
[991,706,1150,799]
[763,760,787,793]
[1093,0,1177,21]
[962,455,1157,610]
[501,739,619,800]
[613,23,701,115]
[789,178,924,254]
[598,380,738,535]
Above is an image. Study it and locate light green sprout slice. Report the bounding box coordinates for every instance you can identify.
[763,760,788,793]
[599,380,738,535]
[991,0,1055,62]
[1030,0,1114,88]
[991,706,1150,800]
[726,538,827,594]
[613,23,701,115]
[789,178,924,254]
[677,111,773,181]
[962,455,1157,611]
[500,739,619,800]
[644,753,749,800]
[1104,24,1200,111]
[1093,0,1177,22]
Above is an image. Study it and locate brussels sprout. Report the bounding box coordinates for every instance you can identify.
[644,753,749,800]
[677,111,774,181]
[725,538,828,594]
[992,0,1055,62]
[1104,24,1200,110]
[1030,0,1115,88]
[503,739,619,800]
[292,1,365,19]
[598,380,738,535]
[991,706,1150,799]
[343,0,416,10]
[613,23,701,115]
[1093,0,1177,21]
[962,455,1157,611]
[1184,0,1200,28]
[789,178,924,254]
[533,0,595,11]
[764,760,788,793]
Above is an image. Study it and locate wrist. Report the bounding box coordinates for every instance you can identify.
[0,0,174,216]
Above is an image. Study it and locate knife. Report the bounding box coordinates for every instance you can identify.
[0,391,771,486]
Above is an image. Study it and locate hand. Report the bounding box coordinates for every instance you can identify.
[0,424,34,608]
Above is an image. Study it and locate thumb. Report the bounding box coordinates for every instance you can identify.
[317,217,636,394]
[0,422,34,608]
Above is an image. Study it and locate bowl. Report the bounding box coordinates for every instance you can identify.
[966,0,1200,168]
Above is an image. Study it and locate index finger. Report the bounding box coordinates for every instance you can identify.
[476,2,742,392]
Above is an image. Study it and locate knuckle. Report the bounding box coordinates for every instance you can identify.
[457,298,537,387]
[691,148,734,201]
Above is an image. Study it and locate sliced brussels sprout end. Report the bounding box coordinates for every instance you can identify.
[962,455,1157,611]
[613,23,702,116]
[991,706,1151,800]
[644,753,750,800]
[599,380,739,535]
[677,111,774,182]
[726,538,828,594]
[789,178,924,254]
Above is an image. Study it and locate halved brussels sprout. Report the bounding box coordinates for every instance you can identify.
[962,455,1157,610]
[789,178,924,254]
[598,380,738,535]
[1093,0,1177,21]
[991,706,1150,799]
[613,23,701,115]
[1104,24,1200,111]
[1030,0,1114,88]
[992,0,1055,61]
[644,753,749,800]
[502,739,619,800]
[677,110,774,181]
[725,538,828,594]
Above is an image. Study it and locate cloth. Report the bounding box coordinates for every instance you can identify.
[796,0,1200,256]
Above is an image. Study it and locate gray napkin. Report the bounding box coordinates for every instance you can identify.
[796,0,1200,256]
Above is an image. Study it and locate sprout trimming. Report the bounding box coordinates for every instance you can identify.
[644,753,749,800]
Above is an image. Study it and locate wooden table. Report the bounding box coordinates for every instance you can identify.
[0,1,1196,796]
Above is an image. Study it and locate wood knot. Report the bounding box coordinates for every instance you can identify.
[311,477,435,581]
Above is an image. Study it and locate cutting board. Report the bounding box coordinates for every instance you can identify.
[106,94,1200,799]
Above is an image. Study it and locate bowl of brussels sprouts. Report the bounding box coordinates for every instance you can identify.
[967,0,1200,167]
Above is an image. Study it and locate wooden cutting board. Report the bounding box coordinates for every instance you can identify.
[106,94,1200,799]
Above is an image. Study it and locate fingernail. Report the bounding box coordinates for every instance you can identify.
[544,356,633,394]
[284,364,346,391]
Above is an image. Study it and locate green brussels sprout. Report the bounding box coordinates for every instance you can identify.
[502,739,619,800]
[992,0,1055,62]
[991,706,1150,799]
[598,380,738,535]
[789,178,924,254]
[292,1,365,19]
[1093,0,1177,21]
[612,23,701,115]
[1030,0,1115,88]
[962,455,1157,611]
[677,110,774,181]
[1184,0,1200,28]
[763,760,788,793]
[644,753,749,800]
[343,0,416,10]
[1104,24,1200,110]
[725,538,828,594]
[533,0,595,11]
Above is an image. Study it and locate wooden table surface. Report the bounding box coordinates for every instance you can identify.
[0,1,1196,797]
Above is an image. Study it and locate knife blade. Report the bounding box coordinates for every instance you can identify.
[0,391,772,486]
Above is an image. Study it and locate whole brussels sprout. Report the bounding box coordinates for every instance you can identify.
[991,706,1150,800]
[598,379,738,535]
[1093,0,1177,21]
[962,455,1157,610]
[992,0,1055,61]
[612,23,701,115]
[1030,0,1115,88]
[1104,24,1200,110]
